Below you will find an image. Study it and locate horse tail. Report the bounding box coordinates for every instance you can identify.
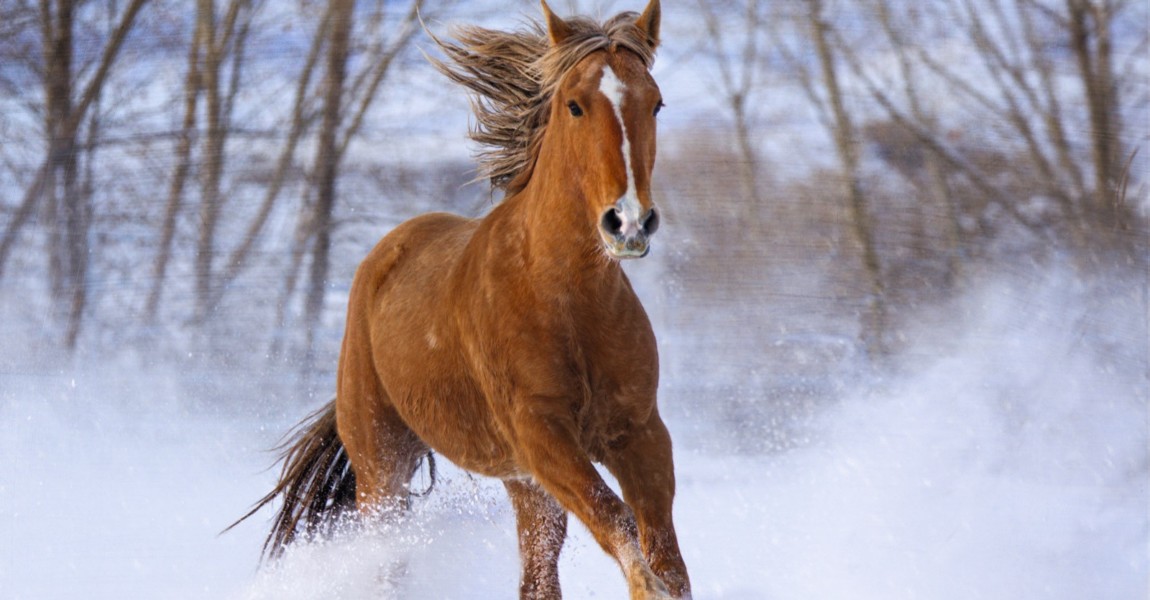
[226,399,356,560]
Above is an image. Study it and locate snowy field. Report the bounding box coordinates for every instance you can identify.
[1,270,1146,599]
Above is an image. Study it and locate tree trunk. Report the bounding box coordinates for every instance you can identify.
[194,0,224,322]
[303,0,354,365]
[1068,0,1124,232]
[731,94,762,222]
[42,0,78,307]
[146,9,204,325]
[806,0,889,359]
[40,0,93,350]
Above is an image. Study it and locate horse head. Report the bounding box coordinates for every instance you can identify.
[539,0,663,260]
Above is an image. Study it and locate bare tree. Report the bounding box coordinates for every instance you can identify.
[693,0,769,216]
[869,0,965,286]
[789,0,890,359]
[145,5,207,324]
[193,0,252,323]
[302,0,355,366]
[838,0,1146,262]
[1066,0,1127,225]
[265,0,424,362]
[205,6,332,314]
[0,0,147,349]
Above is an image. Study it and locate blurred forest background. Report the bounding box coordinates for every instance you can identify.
[0,0,1146,449]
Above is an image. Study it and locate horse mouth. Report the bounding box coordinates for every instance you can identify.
[599,231,651,259]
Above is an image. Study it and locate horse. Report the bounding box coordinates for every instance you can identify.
[233,2,690,597]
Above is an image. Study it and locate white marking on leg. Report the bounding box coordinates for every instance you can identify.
[599,66,642,237]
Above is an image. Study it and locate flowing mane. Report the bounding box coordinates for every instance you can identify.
[430,12,658,195]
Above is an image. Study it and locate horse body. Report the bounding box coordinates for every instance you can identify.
[347,186,659,474]
[239,2,690,598]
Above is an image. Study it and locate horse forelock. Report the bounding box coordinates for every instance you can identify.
[429,11,656,196]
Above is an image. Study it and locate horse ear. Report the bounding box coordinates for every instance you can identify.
[541,0,574,46]
[635,0,661,50]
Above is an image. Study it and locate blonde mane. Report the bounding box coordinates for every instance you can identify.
[429,11,657,195]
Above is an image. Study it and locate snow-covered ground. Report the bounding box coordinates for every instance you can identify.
[1,270,1146,599]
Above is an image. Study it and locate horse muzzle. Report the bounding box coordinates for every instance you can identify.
[599,203,659,260]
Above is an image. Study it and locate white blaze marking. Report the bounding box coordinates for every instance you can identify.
[599,65,642,236]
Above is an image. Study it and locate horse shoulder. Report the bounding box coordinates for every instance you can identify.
[350,212,478,384]
[354,212,474,291]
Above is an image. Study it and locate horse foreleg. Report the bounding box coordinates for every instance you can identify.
[504,479,567,599]
[511,400,671,600]
[602,412,691,599]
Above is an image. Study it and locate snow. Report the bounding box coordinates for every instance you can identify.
[1,270,1146,599]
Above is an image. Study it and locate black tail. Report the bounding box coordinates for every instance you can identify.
[226,400,356,560]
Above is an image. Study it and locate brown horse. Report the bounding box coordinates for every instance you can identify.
[235,1,689,597]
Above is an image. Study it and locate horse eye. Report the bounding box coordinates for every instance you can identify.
[567,100,584,117]
[653,100,665,117]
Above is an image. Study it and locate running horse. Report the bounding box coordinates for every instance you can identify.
[235,1,690,597]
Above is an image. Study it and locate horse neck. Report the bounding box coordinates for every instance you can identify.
[506,172,624,298]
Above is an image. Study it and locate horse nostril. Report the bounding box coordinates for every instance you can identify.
[641,207,659,236]
[601,208,624,236]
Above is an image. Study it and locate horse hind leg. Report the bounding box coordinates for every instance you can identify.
[336,381,429,591]
[504,479,567,600]
[337,391,429,518]
[336,269,430,517]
